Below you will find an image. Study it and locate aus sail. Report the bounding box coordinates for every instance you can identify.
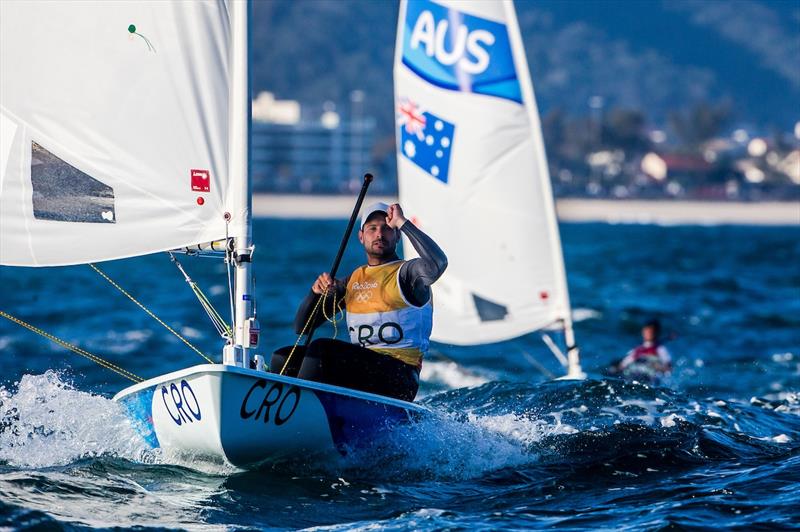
[394,0,576,352]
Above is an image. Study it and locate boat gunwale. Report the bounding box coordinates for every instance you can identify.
[112,363,429,414]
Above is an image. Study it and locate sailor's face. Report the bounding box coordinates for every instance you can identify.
[642,325,657,342]
[359,215,398,258]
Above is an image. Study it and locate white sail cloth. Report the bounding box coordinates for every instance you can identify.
[0,1,238,266]
[394,0,573,345]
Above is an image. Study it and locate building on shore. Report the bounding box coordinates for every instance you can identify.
[251,91,393,194]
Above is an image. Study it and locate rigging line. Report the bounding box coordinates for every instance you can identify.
[540,332,568,367]
[194,287,230,337]
[168,252,231,339]
[188,280,229,338]
[225,222,235,341]
[519,348,556,380]
[88,263,214,364]
[0,310,143,383]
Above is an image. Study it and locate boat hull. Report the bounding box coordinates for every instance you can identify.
[113,364,427,467]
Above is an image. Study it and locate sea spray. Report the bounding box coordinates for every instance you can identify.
[419,359,491,393]
[0,371,154,468]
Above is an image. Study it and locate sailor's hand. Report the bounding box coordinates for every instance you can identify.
[386,203,407,229]
[312,272,336,295]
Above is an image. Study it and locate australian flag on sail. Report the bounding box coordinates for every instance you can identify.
[397,99,454,184]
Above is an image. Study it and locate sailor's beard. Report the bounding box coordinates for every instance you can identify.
[367,240,396,260]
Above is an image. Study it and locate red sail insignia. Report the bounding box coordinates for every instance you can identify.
[191,169,210,192]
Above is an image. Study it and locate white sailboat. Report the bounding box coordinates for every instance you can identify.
[394,0,584,378]
[1,0,425,467]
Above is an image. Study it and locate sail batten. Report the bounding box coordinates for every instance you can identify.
[394,0,574,347]
[0,1,236,267]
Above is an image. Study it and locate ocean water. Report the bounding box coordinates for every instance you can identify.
[1,220,799,530]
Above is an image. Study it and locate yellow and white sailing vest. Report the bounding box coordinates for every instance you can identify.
[345,260,432,368]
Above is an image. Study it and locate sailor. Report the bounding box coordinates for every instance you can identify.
[272,202,447,401]
[613,319,672,379]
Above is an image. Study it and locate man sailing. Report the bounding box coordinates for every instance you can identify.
[608,319,672,384]
[271,202,447,401]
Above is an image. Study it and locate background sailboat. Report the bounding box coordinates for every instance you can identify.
[393,0,583,378]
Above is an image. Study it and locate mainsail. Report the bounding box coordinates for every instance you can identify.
[394,0,578,368]
[0,1,238,266]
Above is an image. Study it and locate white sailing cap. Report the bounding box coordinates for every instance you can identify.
[360,202,390,229]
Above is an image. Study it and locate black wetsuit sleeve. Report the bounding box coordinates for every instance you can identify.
[293,283,346,335]
[398,221,448,307]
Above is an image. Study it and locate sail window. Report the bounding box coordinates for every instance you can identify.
[472,293,508,322]
[30,141,115,223]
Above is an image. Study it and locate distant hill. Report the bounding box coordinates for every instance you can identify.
[252,0,800,135]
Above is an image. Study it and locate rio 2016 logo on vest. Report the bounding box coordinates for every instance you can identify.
[402,0,521,104]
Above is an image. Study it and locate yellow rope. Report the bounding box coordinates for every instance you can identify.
[280,287,346,376]
[0,310,143,383]
[89,263,214,364]
[280,293,325,375]
[321,289,345,339]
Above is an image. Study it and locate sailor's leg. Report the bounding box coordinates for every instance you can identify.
[301,338,420,401]
[270,345,306,376]
[296,338,347,382]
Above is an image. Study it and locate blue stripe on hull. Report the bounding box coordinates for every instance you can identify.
[314,389,420,455]
[117,388,159,449]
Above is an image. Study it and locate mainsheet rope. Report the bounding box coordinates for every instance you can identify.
[89,263,214,364]
[279,288,344,376]
[321,289,344,340]
[0,310,143,383]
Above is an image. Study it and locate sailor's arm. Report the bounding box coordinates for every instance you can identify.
[293,273,346,334]
[385,205,447,307]
[618,349,636,369]
[657,345,672,370]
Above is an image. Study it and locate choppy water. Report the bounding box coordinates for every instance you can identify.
[1,221,799,530]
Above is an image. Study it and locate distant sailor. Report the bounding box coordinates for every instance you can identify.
[612,319,672,382]
[272,202,447,401]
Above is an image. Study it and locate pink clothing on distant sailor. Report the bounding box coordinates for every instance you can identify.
[619,341,671,371]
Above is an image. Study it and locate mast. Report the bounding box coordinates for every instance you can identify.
[226,0,256,368]
[504,0,583,378]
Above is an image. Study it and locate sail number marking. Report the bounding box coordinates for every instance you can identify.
[161,380,201,426]
[240,380,300,426]
[402,0,521,103]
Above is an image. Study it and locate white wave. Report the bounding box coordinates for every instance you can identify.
[756,391,800,416]
[468,412,578,446]
[179,326,204,339]
[420,360,490,390]
[0,374,242,528]
[0,371,240,475]
[304,508,452,532]
[771,352,794,363]
[351,407,586,481]
[208,284,227,296]
[572,307,602,322]
[346,411,532,481]
[0,468,227,530]
[0,371,154,468]
[660,413,684,428]
[95,329,153,355]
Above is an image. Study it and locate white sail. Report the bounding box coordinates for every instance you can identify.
[0,1,238,267]
[394,0,575,347]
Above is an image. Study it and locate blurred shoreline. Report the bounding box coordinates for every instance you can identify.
[253,194,799,225]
